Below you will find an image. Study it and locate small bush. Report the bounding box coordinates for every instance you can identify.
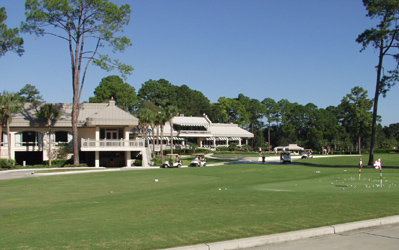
[217,147,229,152]
[152,157,162,166]
[240,144,252,152]
[133,160,142,166]
[57,143,71,159]
[228,143,238,151]
[42,159,73,167]
[63,163,88,167]
[0,159,16,169]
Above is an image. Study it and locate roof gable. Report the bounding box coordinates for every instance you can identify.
[86,100,138,126]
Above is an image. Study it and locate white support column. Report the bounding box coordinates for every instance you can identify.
[238,138,242,146]
[124,127,130,140]
[95,127,100,148]
[9,132,16,160]
[95,151,100,168]
[124,127,130,148]
[125,151,130,167]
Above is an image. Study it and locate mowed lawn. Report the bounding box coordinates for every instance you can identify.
[1,155,399,249]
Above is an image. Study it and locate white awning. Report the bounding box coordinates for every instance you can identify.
[147,137,168,140]
[175,123,209,127]
[217,137,229,141]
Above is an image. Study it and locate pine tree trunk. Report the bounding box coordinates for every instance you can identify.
[72,99,80,166]
[48,126,52,166]
[368,42,384,166]
[7,119,11,160]
[0,124,3,159]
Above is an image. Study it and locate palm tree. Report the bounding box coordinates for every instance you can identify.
[156,111,172,164]
[153,112,163,159]
[138,109,154,149]
[165,106,179,155]
[0,91,23,160]
[36,104,61,166]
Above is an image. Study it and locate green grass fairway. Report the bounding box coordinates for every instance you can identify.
[1,155,398,249]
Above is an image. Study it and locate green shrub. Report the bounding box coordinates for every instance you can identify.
[195,148,213,154]
[163,148,213,155]
[216,146,229,152]
[57,143,71,159]
[63,163,88,167]
[42,159,73,167]
[240,144,252,152]
[133,160,142,166]
[0,159,16,169]
[152,157,162,166]
[228,143,238,151]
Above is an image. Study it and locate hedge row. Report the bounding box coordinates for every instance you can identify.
[162,148,214,155]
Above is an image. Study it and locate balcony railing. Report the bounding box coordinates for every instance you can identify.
[81,138,145,149]
[15,142,43,147]
[179,130,211,135]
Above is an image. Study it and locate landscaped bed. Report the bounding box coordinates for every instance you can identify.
[0,154,398,249]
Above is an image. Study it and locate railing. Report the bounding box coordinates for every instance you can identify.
[149,145,161,152]
[15,142,43,147]
[179,130,211,135]
[148,144,188,151]
[81,138,145,149]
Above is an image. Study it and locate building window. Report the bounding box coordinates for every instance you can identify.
[17,131,42,146]
[23,131,37,144]
[100,128,124,140]
[55,131,68,143]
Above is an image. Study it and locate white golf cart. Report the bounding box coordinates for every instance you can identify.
[300,150,313,159]
[161,154,182,168]
[280,152,292,164]
[189,154,206,167]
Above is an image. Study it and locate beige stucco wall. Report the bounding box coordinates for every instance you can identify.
[78,127,96,141]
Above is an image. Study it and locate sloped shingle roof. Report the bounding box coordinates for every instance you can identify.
[10,100,138,127]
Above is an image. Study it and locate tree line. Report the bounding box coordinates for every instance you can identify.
[85,76,399,154]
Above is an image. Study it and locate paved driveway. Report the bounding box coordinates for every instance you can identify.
[0,169,38,180]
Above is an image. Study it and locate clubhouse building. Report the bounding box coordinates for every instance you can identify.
[148,114,254,151]
[1,100,253,167]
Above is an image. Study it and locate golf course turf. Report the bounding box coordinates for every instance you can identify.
[1,154,398,249]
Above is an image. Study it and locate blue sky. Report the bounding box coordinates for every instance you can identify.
[1,0,398,126]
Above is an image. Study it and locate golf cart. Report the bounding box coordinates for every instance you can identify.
[280,152,292,164]
[161,154,182,168]
[189,154,206,167]
[300,150,313,159]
